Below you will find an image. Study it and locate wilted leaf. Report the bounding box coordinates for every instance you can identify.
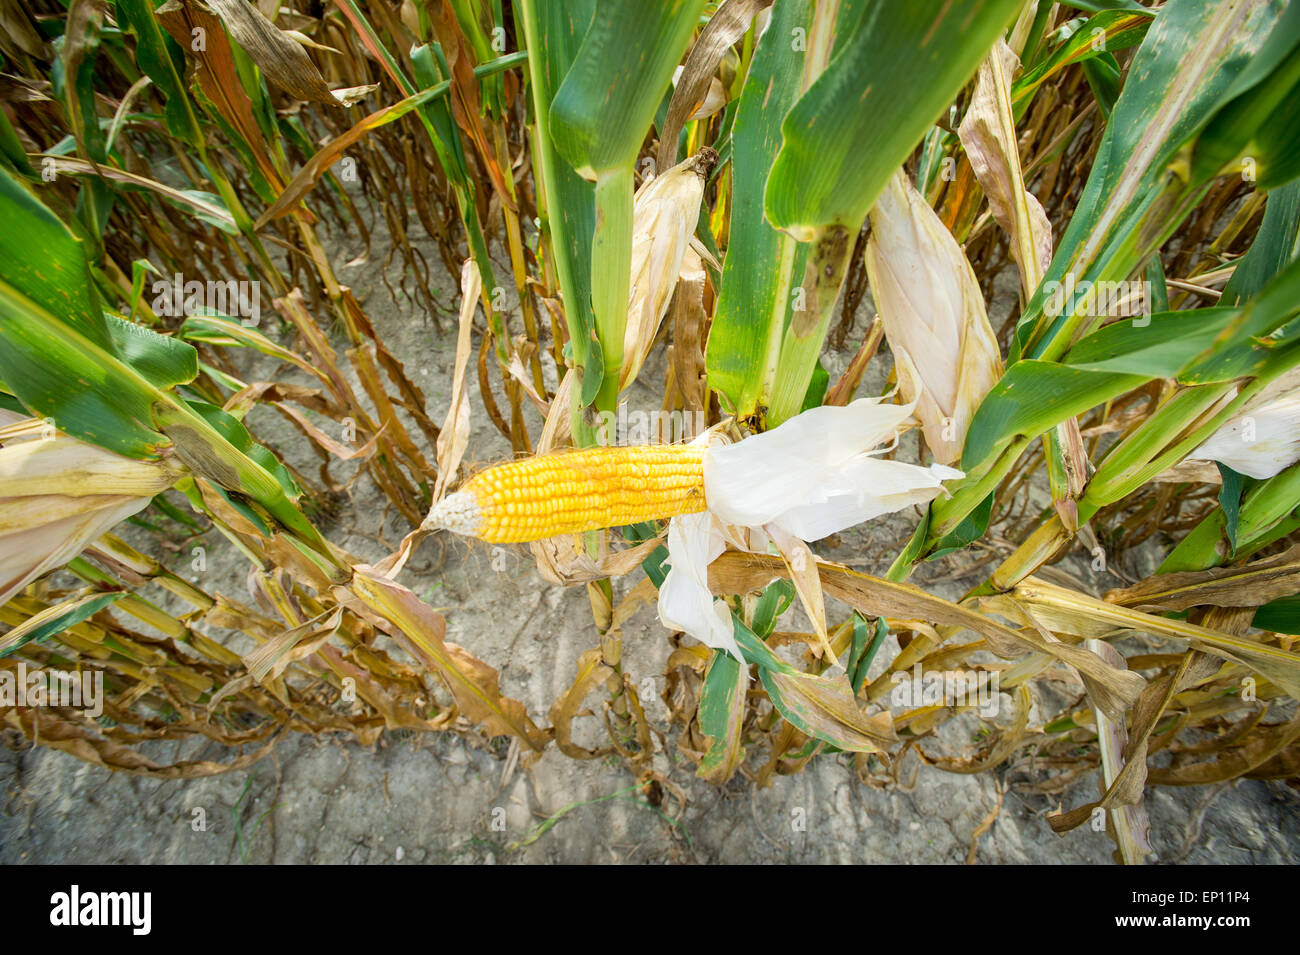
[656,0,773,173]
[206,0,377,106]
[341,566,550,750]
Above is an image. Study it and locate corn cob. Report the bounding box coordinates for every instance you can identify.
[424,445,707,543]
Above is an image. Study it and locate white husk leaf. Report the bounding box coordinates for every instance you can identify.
[1194,391,1300,480]
[658,511,742,660]
[659,399,962,660]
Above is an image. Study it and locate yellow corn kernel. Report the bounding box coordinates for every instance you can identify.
[424,445,707,543]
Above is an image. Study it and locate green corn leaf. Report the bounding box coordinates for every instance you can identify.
[697,650,747,783]
[1221,179,1300,307]
[116,0,204,147]
[409,44,500,327]
[549,0,707,178]
[0,172,183,456]
[1064,307,1240,376]
[962,361,1145,474]
[1254,595,1300,635]
[0,166,106,347]
[0,105,37,179]
[929,492,997,561]
[549,0,706,414]
[751,578,795,639]
[0,167,332,560]
[1016,0,1297,362]
[1187,5,1300,189]
[1082,51,1122,115]
[731,617,892,753]
[763,0,1022,240]
[1217,463,1246,552]
[518,0,603,410]
[0,591,126,658]
[848,614,886,696]
[706,0,811,418]
[1012,8,1154,107]
[1058,1,1150,13]
[759,0,1020,425]
[1234,460,1300,546]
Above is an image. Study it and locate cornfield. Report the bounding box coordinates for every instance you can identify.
[1,0,1298,866]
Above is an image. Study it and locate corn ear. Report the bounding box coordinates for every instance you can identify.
[865,169,1003,465]
[424,444,707,543]
[620,149,717,391]
[0,413,181,605]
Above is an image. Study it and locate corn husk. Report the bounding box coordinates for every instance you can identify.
[1194,389,1300,479]
[865,170,1003,465]
[620,149,716,390]
[662,397,961,661]
[0,413,181,605]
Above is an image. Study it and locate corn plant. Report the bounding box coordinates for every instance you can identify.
[2,0,1299,864]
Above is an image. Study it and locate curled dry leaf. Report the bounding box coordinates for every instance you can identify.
[531,531,666,587]
[253,82,453,228]
[958,38,1053,298]
[761,665,898,754]
[431,259,482,504]
[339,565,550,751]
[706,551,1145,719]
[243,606,344,683]
[549,647,616,759]
[1002,576,1300,701]
[1084,639,1153,864]
[1049,650,1221,840]
[1105,544,1300,613]
[1146,709,1300,786]
[657,0,773,173]
[918,685,1032,774]
[3,708,282,778]
[670,246,710,415]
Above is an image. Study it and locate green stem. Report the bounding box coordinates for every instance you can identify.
[591,165,634,422]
